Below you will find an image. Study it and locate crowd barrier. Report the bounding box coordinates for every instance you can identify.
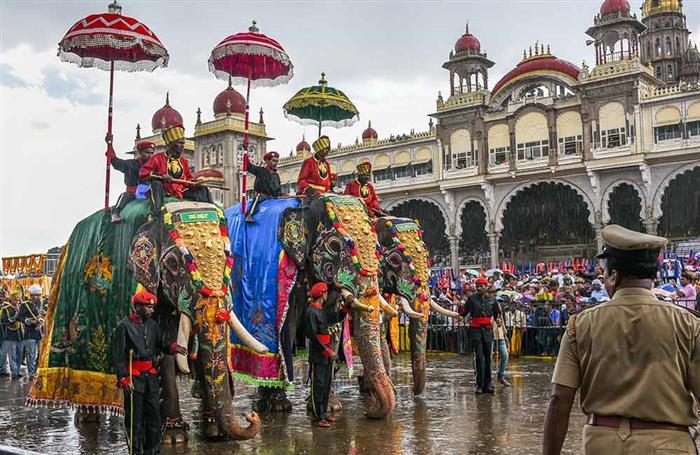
[396,321,564,356]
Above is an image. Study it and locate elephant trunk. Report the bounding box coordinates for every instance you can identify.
[350,291,396,419]
[214,403,261,441]
[409,312,428,396]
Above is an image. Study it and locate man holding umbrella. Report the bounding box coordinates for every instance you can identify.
[246,151,282,223]
[108,140,154,222]
[297,136,333,196]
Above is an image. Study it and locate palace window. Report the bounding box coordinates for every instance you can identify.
[393,165,411,180]
[656,39,662,56]
[656,66,662,78]
[665,37,672,55]
[217,146,224,166]
[516,140,549,161]
[602,127,626,148]
[654,124,682,142]
[374,168,392,182]
[338,174,354,187]
[489,147,510,165]
[558,135,583,156]
[688,121,700,138]
[667,64,674,80]
[414,161,433,176]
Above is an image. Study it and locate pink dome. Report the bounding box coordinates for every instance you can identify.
[455,24,481,53]
[213,82,246,115]
[296,138,311,152]
[362,121,378,140]
[600,0,630,16]
[151,93,183,131]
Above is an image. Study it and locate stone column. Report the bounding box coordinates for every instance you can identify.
[488,231,500,269]
[449,235,460,276]
[644,217,658,236]
[593,224,604,254]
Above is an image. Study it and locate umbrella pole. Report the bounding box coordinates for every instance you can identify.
[241,66,251,215]
[104,59,115,213]
[317,109,323,138]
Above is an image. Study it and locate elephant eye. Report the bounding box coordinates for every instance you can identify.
[163,251,181,275]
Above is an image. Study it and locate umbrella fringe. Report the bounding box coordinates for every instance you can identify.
[58,50,167,72]
[283,112,359,129]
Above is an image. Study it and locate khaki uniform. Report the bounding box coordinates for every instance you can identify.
[553,287,700,454]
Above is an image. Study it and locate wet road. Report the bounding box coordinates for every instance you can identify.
[0,354,586,454]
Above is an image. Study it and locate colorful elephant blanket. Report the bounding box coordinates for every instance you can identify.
[225,198,300,389]
[27,200,151,415]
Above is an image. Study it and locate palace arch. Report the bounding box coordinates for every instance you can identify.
[658,165,700,239]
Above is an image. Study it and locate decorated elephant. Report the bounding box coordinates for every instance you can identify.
[375,217,459,395]
[27,199,265,443]
[226,194,396,419]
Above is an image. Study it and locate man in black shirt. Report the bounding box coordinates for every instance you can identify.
[108,141,155,222]
[0,292,24,379]
[20,285,44,380]
[459,278,500,394]
[113,291,184,455]
[246,151,282,223]
[304,282,348,428]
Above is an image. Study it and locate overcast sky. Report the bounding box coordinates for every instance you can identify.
[1,0,698,257]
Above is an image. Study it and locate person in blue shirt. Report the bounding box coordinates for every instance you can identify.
[589,279,610,303]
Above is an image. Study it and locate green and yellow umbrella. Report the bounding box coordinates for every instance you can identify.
[283,72,359,137]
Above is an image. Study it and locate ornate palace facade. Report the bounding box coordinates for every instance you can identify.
[276,0,700,271]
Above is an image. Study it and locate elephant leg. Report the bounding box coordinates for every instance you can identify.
[194,356,221,440]
[256,386,292,413]
[73,406,100,426]
[159,355,189,445]
[380,320,392,377]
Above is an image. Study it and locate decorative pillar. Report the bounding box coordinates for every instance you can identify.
[449,235,460,276]
[488,231,500,269]
[644,215,658,236]
[593,224,604,254]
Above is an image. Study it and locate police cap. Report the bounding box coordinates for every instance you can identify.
[596,224,667,261]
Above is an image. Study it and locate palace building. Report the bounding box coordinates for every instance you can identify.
[136,0,699,272]
[276,0,700,271]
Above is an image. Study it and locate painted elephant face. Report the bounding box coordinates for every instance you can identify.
[129,201,260,440]
[280,195,380,297]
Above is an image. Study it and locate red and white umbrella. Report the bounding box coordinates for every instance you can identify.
[59,0,169,211]
[208,20,293,214]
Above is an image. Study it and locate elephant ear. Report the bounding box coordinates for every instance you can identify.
[279,207,309,270]
[129,221,160,294]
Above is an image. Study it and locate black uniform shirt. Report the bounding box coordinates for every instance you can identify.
[19,300,43,340]
[305,304,345,365]
[112,316,173,384]
[111,157,145,188]
[0,303,23,342]
[459,293,500,340]
[248,163,282,197]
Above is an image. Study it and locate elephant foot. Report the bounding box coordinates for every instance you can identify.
[201,412,221,439]
[253,386,292,414]
[161,417,189,445]
[73,409,100,426]
[328,390,342,412]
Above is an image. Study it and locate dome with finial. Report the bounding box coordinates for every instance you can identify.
[455,23,481,54]
[296,136,311,153]
[600,0,630,16]
[213,77,246,116]
[362,121,378,141]
[151,93,183,132]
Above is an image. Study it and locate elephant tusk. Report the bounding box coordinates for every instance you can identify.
[340,288,374,313]
[430,299,460,318]
[399,297,424,319]
[228,310,269,354]
[378,294,398,317]
[176,314,191,374]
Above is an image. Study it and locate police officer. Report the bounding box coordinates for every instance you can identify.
[113,291,184,455]
[543,225,700,454]
[459,277,500,394]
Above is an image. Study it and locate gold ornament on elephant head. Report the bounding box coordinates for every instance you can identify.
[174,220,226,290]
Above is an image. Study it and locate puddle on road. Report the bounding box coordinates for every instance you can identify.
[0,354,586,454]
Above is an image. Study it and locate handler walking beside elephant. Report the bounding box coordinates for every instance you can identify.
[459,277,500,394]
[305,282,347,428]
[113,291,185,455]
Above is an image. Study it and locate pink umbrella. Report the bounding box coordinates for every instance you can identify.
[59,0,169,212]
[208,20,293,214]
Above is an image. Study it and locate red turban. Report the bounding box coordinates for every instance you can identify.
[131,291,157,305]
[310,282,328,298]
[136,141,155,152]
[475,277,489,286]
[263,151,279,161]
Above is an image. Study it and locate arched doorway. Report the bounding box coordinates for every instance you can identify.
[659,166,700,239]
[389,200,449,265]
[500,182,595,263]
[459,201,488,266]
[607,183,644,231]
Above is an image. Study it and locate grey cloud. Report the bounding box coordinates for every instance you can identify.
[41,66,103,105]
[1,63,28,88]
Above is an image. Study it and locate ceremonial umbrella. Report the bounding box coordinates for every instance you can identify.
[283,72,359,137]
[208,20,293,214]
[58,0,169,212]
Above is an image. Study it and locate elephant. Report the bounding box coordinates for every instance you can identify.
[374,216,459,395]
[228,195,396,419]
[129,200,267,442]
